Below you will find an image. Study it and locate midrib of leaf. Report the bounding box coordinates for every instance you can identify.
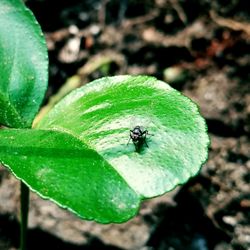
[0,92,26,127]
[8,30,26,126]
[38,126,111,161]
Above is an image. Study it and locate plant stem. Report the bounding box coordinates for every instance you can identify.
[20,181,29,250]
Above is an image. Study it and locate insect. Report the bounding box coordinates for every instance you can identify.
[127,126,149,152]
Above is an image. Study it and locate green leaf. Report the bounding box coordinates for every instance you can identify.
[0,75,209,223]
[0,128,140,223]
[0,0,48,128]
[38,75,209,197]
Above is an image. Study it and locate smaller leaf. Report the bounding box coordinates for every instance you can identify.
[0,0,48,128]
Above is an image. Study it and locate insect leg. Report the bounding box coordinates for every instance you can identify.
[127,136,131,145]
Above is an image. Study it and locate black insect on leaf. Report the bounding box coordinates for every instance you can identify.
[128,125,150,152]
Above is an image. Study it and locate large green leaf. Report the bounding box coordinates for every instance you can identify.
[0,0,48,128]
[0,128,140,223]
[0,75,209,223]
[38,76,209,197]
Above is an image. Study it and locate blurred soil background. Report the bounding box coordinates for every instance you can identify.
[0,0,250,249]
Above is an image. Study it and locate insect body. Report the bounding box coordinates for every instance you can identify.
[128,126,149,152]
